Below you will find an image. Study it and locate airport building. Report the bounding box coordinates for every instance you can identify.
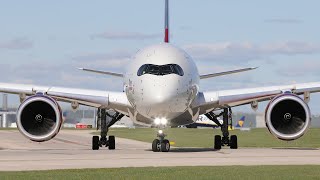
[0,94,17,128]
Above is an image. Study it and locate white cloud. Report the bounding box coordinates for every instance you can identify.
[92,31,162,40]
[0,38,33,50]
[184,41,320,63]
[72,51,132,70]
[262,41,319,54]
[0,56,125,91]
[0,51,132,89]
[276,60,320,77]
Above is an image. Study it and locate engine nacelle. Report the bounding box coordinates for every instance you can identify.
[16,94,63,142]
[265,94,311,141]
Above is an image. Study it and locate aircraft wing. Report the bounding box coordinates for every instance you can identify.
[200,67,258,79]
[193,82,320,114]
[0,83,132,115]
[78,68,123,78]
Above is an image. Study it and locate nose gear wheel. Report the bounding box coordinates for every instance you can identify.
[152,125,171,152]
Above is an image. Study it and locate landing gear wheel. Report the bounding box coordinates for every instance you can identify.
[214,135,222,150]
[161,139,170,152]
[93,108,124,151]
[92,136,99,150]
[152,139,160,152]
[230,135,238,149]
[108,136,115,150]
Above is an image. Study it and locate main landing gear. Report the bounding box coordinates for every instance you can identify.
[205,107,238,150]
[92,109,124,150]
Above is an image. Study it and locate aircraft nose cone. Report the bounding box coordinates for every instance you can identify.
[150,92,173,104]
[143,90,175,109]
[135,76,191,118]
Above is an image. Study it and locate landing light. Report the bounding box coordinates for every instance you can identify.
[158,130,163,134]
[154,118,168,125]
[161,118,167,125]
[154,118,161,125]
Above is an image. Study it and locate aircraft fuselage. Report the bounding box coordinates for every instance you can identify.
[125,43,200,124]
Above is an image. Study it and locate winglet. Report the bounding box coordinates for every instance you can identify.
[78,68,123,78]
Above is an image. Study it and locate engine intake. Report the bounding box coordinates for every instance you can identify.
[17,94,63,142]
[265,94,311,141]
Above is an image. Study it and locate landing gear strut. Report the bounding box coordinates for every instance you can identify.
[92,108,124,150]
[152,129,170,152]
[205,107,238,149]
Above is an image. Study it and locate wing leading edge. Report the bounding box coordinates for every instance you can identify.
[200,67,258,79]
[0,83,131,115]
[193,82,320,114]
[79,68,123,78]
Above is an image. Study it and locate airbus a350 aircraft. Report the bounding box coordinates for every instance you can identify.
[1,0,318,152]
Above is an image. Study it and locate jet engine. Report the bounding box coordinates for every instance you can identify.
[265,94,311,141]
[16,94,63,142]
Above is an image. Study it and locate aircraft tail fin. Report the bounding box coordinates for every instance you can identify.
[235,116,245,128]
[164,0,169,43]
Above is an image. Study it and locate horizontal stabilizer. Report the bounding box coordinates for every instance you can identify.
[78,68,123,77]
[200,67,258,79]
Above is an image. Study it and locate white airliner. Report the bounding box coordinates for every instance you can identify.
[0,0,318,152]
[183,115,223,128]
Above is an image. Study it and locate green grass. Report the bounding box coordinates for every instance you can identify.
[0,128,18,130]
[96,128,320,148]
[1,166,320,180]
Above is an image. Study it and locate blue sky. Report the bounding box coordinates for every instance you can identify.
[0,0,320,113]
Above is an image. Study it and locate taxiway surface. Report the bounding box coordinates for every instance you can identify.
[0,130,319,171]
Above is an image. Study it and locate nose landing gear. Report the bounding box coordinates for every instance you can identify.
[152,129,170,152]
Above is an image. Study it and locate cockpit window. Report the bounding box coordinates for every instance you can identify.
[137,64,184,76]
